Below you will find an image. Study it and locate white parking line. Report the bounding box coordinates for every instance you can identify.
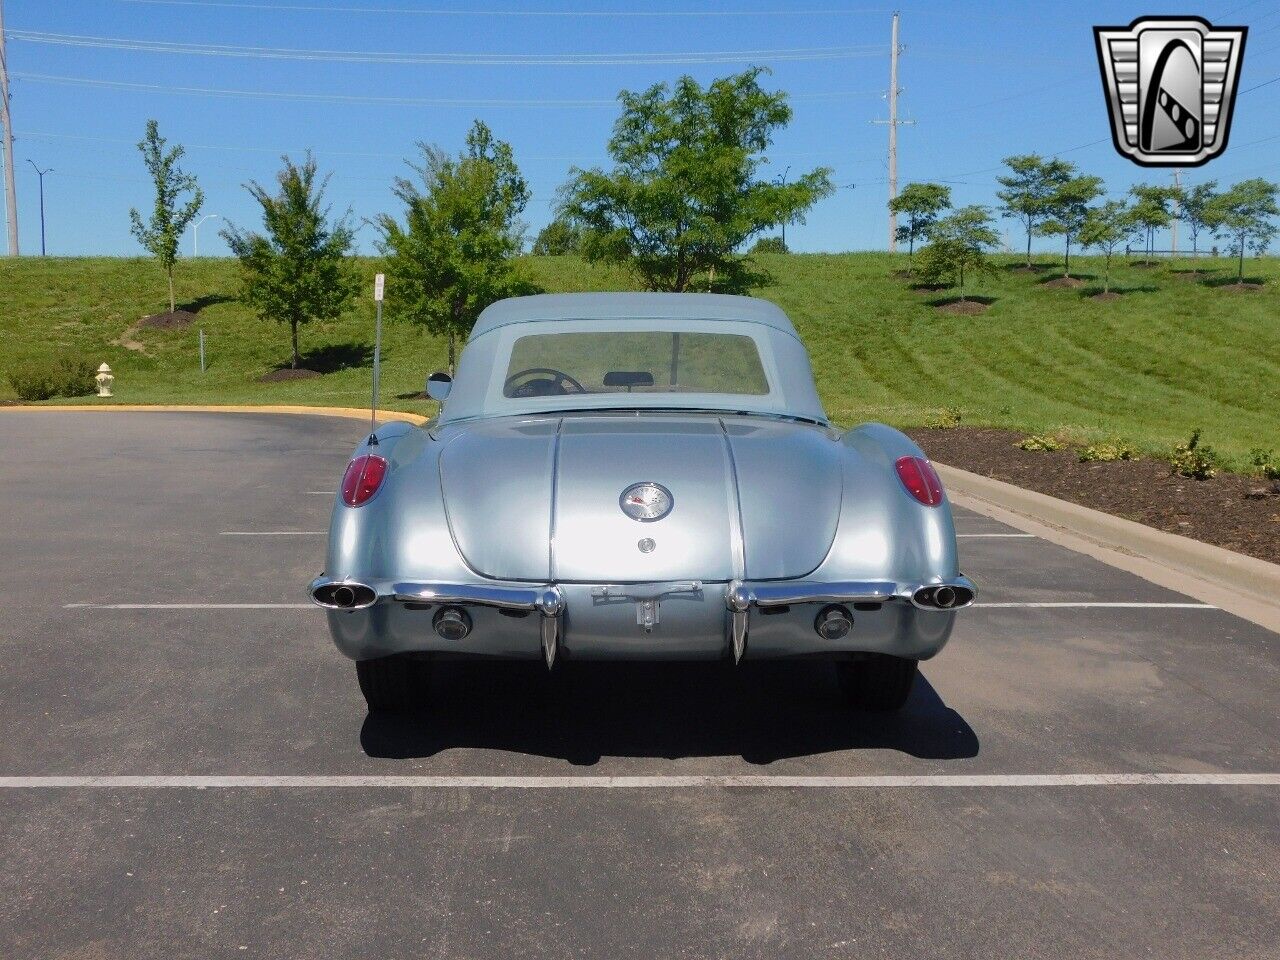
[0,774,1275,789]
[64,603,314,610]
[977,602,1216,609]
[62,601,1219,611]
[306,491,333,496]
[220,531,326,536]
[956,533,1035,538]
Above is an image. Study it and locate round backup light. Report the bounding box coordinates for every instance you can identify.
[433,606,472,641]
[341,454,388,507]
[814,605,853,641]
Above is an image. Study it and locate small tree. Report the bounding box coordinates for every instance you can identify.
[1206,178,1280,283]
[1078,200,1135,293]
[996,154,1072,267]
[889,182,951,261]
[561,68,832,292]
[530,216,580,256]
[1129,184,1177,265]
[128,120,204,313]
[1039,175,1104,277]
[222,155,359,370]
[1177,180,1218,257]
[377,121,531,371]
[916,205,998,300]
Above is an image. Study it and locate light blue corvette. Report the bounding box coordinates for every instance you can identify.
[310,293,974,713]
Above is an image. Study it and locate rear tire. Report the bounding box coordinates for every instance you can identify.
[836,655,918,712]
[356,655,432,713]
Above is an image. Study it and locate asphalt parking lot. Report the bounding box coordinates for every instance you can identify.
[1,411,1277,959]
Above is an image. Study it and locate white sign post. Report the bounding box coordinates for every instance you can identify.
[369,273,385,441]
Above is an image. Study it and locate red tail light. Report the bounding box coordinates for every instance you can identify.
[341,454,387,507]
[895,455,944,507]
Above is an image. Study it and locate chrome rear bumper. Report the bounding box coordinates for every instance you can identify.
[310,574,975,665]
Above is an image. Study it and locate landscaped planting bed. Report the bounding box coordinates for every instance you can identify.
[909,427,1280,565]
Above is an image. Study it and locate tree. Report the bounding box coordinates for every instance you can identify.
[916,205,999,300]
[996,154,1072,267]
[889,182,951,260]
[561,68,833,292]
[1206,178,1280,282]
[1177,180,1218,257]
[750,235,788,254]
[530,216,580,256]
[1078,200,1135,294]
[222,154,359,370]
[377,121,531,371]
[1038,175,1104,277]
[128,120,204,314]
[1128,184,1178,265]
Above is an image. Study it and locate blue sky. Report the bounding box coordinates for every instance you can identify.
[4,0,1277,256]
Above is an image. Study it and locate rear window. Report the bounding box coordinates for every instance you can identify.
[502,331,770,399]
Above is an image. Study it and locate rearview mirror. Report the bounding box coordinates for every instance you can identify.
[426,371,452,402]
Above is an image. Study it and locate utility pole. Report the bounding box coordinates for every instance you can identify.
[871,12,913,252]
[0,0,19,256]
[26,160,50,256]
[1170,168,1182,256]
[777,165,791,248]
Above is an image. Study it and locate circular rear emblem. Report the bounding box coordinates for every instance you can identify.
[619,482,673,522]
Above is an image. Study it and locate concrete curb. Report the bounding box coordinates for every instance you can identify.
[936,463,1280,635]
[0,404,432,425]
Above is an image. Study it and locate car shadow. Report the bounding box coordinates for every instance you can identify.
[359,660,978,766]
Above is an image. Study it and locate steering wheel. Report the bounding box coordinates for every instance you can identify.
[503,367,587,398]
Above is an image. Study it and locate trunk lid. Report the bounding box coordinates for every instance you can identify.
[438,415,842,582]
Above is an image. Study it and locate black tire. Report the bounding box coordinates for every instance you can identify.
[356,655,432,713]
[836,655,919,712]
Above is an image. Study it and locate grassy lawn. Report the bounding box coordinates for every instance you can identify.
[1,252,1276,470]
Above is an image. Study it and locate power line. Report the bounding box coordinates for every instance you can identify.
[7,30,886,65]
[12,72,882,108]
[12,72,622,106]
[117,0,892,15]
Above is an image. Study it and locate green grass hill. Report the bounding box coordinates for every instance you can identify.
[1,253,1276,470]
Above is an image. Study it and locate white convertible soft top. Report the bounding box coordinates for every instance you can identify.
[439,293,828,425]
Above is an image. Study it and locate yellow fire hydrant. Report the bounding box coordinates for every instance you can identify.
[95,363,115,398]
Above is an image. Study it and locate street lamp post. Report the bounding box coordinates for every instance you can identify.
[192,214,220,256]
[26,161,52,256]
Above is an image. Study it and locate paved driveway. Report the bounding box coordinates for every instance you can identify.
[1,412,1276,959]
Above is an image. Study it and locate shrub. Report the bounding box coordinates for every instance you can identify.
[925,406,962,429]
[1169,429,1220,480]
[1018,434,1062,451]
[1248,448,1280,480]
[1079,442,1140,463]
[7,357,97,401]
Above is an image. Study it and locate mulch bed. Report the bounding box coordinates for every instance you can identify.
[139,310,198,329]
[1089,291,1122,302]
[1218,282,1265,292]
[1040,276,1085,289]
[259,368,322,383]
[907,426,1280,565]
[935,300,989,315]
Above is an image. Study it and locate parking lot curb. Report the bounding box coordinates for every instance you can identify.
[936,463,1280,635]
[0,404,432,425]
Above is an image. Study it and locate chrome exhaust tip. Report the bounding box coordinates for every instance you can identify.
[311,581,377,610]
[912,585,974,610]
